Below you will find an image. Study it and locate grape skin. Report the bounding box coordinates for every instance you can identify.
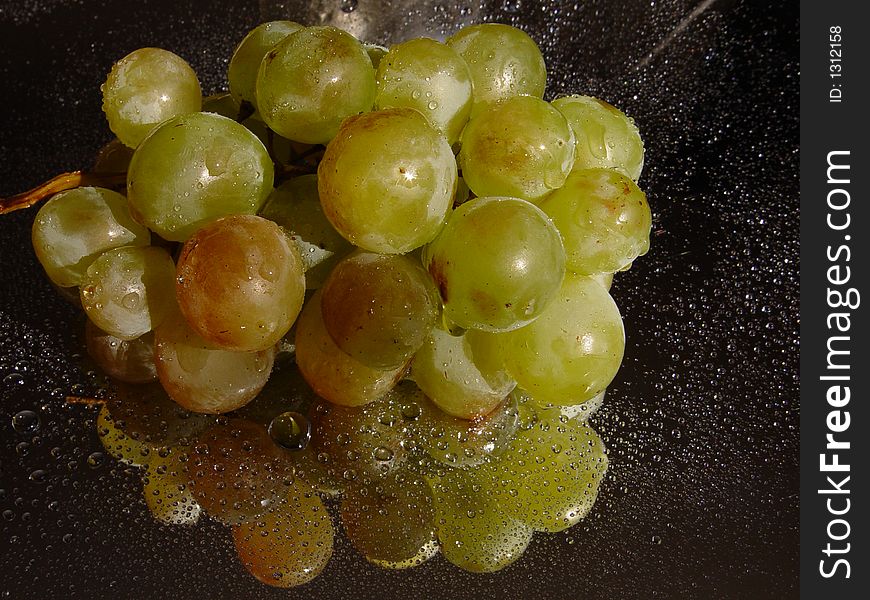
[101,47,202,148]
[459,95,575,203]
[79,245,176,341]
[318,108,457,254]
[154,311,276,415]
[126,112,274,242]
[552,94,645,181]
[375,37,473,145]
[32,187,150,289]
[295,289,406,407]
[320,251,440,369]
[256,26,376,144]
[422,196,566,332]
[497,274,625,406]
[540,168,652,275]
[227,21,303,112]
[85,320,157,384]
[175,214,306,353]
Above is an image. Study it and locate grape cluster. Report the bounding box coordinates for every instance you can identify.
[25,20,651,588]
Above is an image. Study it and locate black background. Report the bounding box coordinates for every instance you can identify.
[0,1,799,598]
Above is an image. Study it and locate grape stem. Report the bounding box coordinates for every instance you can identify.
[0,171,126,215]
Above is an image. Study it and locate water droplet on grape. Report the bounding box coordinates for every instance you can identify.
[12,410,39,433]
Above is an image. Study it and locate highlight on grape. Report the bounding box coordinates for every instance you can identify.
[3,20,652,588]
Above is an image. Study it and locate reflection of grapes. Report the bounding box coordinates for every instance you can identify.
[9,16,660,589]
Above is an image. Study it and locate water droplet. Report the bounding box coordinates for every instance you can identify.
[268,412,311,451]
[340,0,358,13]
[12,410,39,433]
[87,452,106,469]
[373,446,394,462]
[121,291,140,309]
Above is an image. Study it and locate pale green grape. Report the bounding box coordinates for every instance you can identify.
[340,470,436,565]
[447,23,546,114]
[126,112,274,241]
[85,321,157,384]
[96,403,153,467]
[79,246,176,341]
[318,108,457,254]
[232,483,334,588]
[259,175,353,290]
[369,539,439,570]
[321,251,440,369]
[176,215,305,352]
[498,274,625,405]
[256,26,375,144]
[482,410,607,532]
[559,390,606,422]
[459,95,575,202]
[295,289,405,407]
[364,43,389,70]
[540,168,651,275]
[92,139,134,174]
[411,324,515,419]
[141,447,202,526]
[593,271,614,291]
[32,187,150,288]
[422,197,566,332]
[375,38,473,145]
[201,92,241,119]
[428,467,533,573]
[102,47,202,148]
[552,95,645,181]
[154,311,276,415]
[228,21,303,112]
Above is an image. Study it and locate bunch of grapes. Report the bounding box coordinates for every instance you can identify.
[13,20,652,588]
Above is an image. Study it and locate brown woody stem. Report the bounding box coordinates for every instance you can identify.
[0,171,126,215]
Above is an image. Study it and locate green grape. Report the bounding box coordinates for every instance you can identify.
[308,394,410,487]
[176,214,306,352]
[364,43,389,70]
[256,26,375,144]
[201,92,241,119]
[101,47,202,148]
[447,23,546,114]
[259,174,354,290]
[189,418,296,525]
[85,320,157,384]
[228,21,303,112]
[126,112,274,241]
[410,324,515,419]
[141,446,202,526]
[295,289,406,408]
[427,467,533,573]
[558,390,606,422]
[552,95,645,181]
[105,381,217,447]
[375,38,473,145]
[79,246,176,341]
[96,403,153,467]
[320,251,440,369]
[31,187,150,288]
[340,469,436,565]
[482,410,608,533]
[593,271,614,291]
[409,383,520,468]
[318,108,457,254]
[422,197,566,332]
[498,274,625,405]
[154,311,276,415]
[539,168,651,275]
[92,139,134,174]
[459,95,575,203]
[232,483,334,588]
